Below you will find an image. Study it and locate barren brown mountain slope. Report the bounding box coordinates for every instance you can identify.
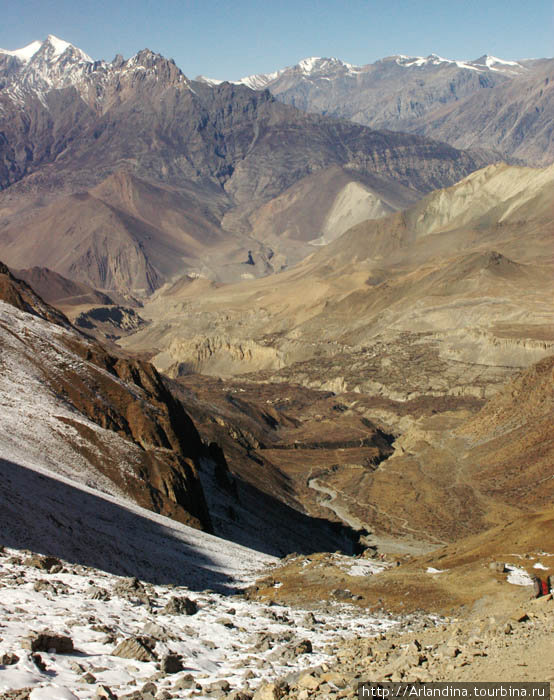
[239,54,554,167]
[349,353,554,546]
[0,40,493,294]
[1,263,366,556]
[169,374,399,541]
[122,162,554,380]
[0,172,245,293]
[417,58,554,166]
[12,266,115,307]
[248,356,554,620]
[252,505,554,616]
[117,163,553,557]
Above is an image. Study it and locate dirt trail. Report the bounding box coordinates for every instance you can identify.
[307,476,437,555]
[307,477,368,531]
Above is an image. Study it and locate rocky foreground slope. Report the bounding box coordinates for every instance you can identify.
[0,262,211,530]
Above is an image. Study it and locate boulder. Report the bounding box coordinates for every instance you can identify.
[297,673,320,690]
[24,555,62,572]
[112,636,157,662]
[172,674,198,690]
[203,680,231,693]
[22,631,74,653]
[215,617,234,628]
[113,577,149,603]
[294,639,313,654]
[0,652,19,665]
[253,683,288,700]
[142,622,173,641]
[161,596,198,615]
[160,653,184,674]
[95,687,118,700]
[86,586,111,600]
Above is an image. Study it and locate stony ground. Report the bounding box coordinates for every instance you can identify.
[253,592,554,699]
[0,546,433,700]
[2,544,553,700]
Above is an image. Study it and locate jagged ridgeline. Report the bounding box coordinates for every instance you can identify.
[0,36,490,294]
[215,53,554,166]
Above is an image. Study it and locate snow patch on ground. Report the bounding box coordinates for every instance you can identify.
[0,546,400,698]
[0,301,142,499]
[342,559,389,577]
[506,565,534,586]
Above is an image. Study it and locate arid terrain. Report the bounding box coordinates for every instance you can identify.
[0,33,553,699]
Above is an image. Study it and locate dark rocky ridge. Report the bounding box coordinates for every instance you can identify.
[0,262,212,530]
[0,48,487,195]
[13,265,115,306]
[0,263,366,555]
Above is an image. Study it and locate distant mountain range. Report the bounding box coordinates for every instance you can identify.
[200,53,554,166]
[0,36,490,294]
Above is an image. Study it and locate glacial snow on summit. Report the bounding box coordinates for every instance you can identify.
[0,34,94,100]
[235,56,359,89]
[393,53,526,73]
[0,39,43,62]
[0,34,92,64]
[226,51,526,90]
[236,67,287,90]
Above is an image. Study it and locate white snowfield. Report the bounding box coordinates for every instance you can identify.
[0,39,43,62]
[0,543,399,699]
[506,565,534,587]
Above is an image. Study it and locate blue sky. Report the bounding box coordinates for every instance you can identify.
[3,0,553,80]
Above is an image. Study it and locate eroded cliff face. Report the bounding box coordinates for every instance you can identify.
[0,263,212,530]
[164,334,284,377]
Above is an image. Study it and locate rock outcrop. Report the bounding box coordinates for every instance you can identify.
[0,262,211,530]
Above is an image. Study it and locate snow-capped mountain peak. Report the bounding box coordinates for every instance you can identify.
[0,35,96,104]
[195,75,225,86]
[235,67,286,90]
[44,34,72,56]
[232,56,359,90]
[0,37,192,113]
[392,52,526,74]
[0,35,92,64]
[393,53,479,70]
[298,56,324,72]
[472,54,527,73]
[0,39,43,62]
[296,56,358,75]
[208,51,526,92]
